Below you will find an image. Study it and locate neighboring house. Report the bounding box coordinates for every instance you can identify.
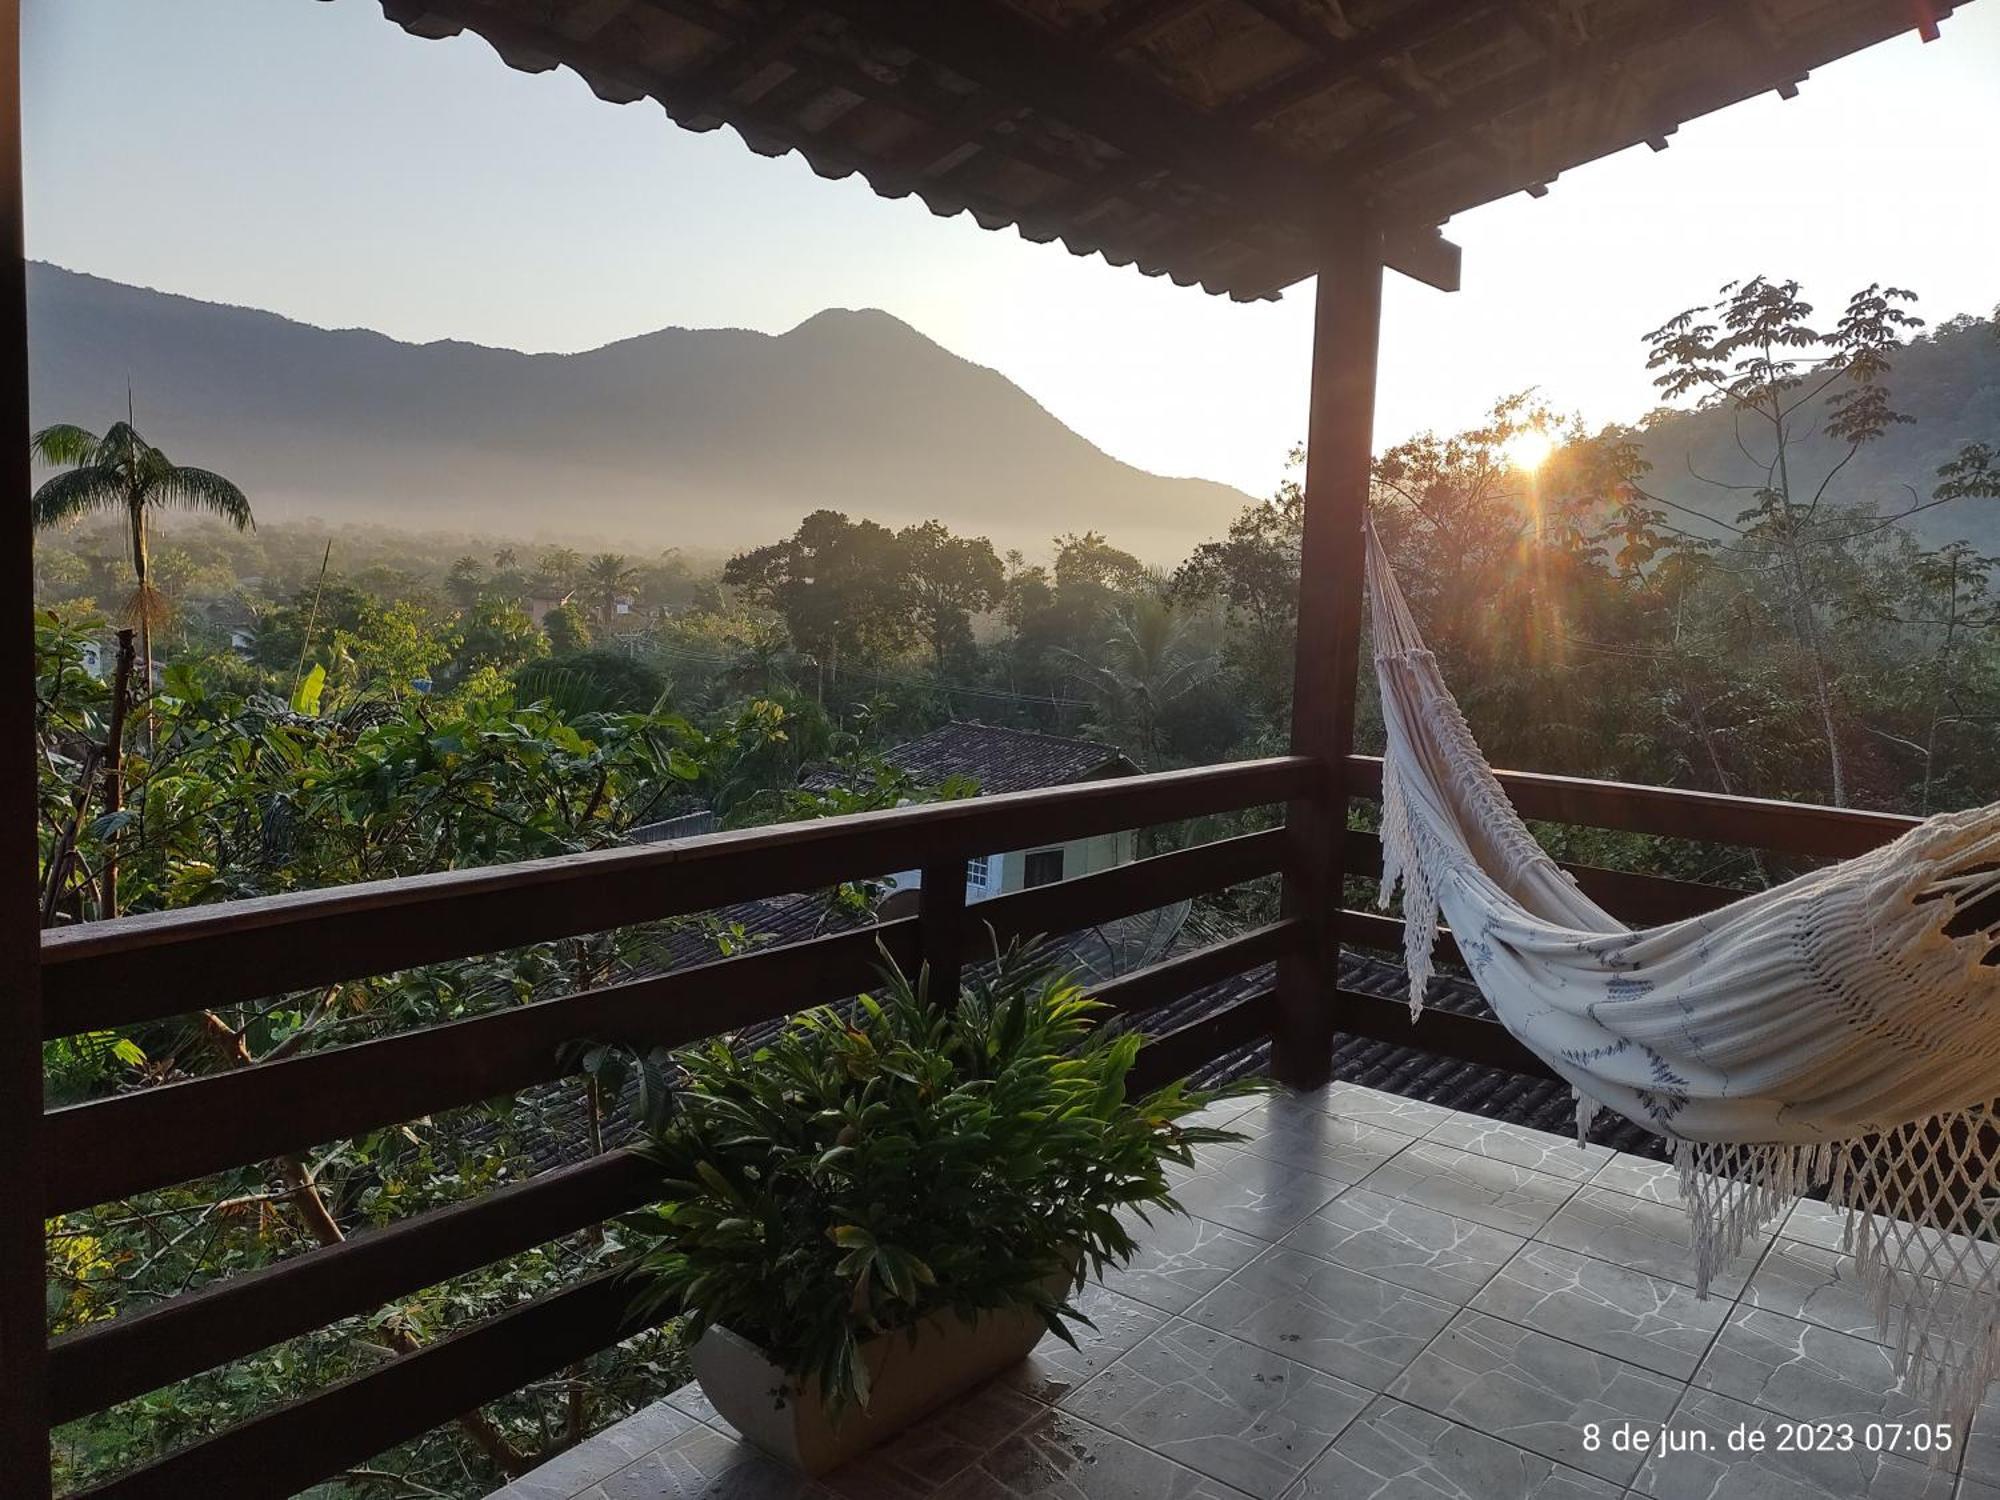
[525,590,574,627]
[814,722,1142,907]
[628,808,721,843]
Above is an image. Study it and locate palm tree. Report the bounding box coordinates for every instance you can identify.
[582,552,640,626]
[29,421,253,726]
[1061,592,1216,765]
[536,547,583,593]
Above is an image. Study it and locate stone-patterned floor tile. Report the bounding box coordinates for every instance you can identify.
[1785,1198,1999,1285]
[1283,1395,1621,1500]
[500,1404,702,1499]
[665,1381,740,1441]
[1185,1244,1456,1391]
[1278,1186,1524,1305]
[1961,1479,2000,1500]
[1161,1139,1250,1188]
[1538,1185,1768,1296]
[1384,1309,1684,1486]
[1742,1237,1914,1344]
[1177,1088,1268,1133]
[1471,1239,1729,1380]
[598,1422,829,1499]
[1588,1152,1686,1205]
[1424,1114,1615,1183]
[1962,1383,2000,1488]
[1004,1283,1170,1405]
[1695,1305,1935,1428]
[935,1408,1242,1498]
[1310,1082,1456,1140]
[1060,1318,1368,1498]
[1168,1148,1345,1242]
[1355,1140,1577,1238]
[822,1381,1045,1500]
[1783,1197,1852,1252]
[1632,1387,1959,1500]
[1100,1206,1265,1315]
[1226,1098,1412,1185]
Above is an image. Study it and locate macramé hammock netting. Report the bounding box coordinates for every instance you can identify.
[1363,517,2000,1437]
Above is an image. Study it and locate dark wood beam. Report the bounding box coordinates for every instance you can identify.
[1344,755,1918,859]
[1334,1,1727,188]
[802,0,1460,290]
[1231,0,1531,209]
[1273,218,1383,1090]
[1220,0,1484,129]
[0,0,50,1491]
[1087,0,1209,56]
[672,3,820,123]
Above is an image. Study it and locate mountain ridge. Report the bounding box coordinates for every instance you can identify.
[25,263,1252,560]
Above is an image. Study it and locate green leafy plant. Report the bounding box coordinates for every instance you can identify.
[623,951,1254,1413]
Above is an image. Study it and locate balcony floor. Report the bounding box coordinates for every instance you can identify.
[489,1086,1998,1500]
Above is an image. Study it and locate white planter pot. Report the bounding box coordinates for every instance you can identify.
[690,1288,1059,1474]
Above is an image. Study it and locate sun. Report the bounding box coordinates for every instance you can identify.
[1504,427,1556,472]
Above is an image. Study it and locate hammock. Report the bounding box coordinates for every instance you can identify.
[1364,518,2000,1433]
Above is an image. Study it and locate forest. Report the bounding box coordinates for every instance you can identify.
[31,280,2000,1495]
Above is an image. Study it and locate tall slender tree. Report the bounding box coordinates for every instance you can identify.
[29,420,253,739]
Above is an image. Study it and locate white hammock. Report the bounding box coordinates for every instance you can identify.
[1365,518,2000,1433]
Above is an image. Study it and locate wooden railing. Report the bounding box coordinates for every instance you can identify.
[31,749,1925,1498]
[41,756,1311,1498]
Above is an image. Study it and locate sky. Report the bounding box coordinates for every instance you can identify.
[21,0,2000,502]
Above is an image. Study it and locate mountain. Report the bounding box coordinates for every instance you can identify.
[1627,311,2000,552]
[25,263,1254,561]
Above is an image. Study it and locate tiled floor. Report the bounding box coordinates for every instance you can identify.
[488,1087,1992,1500]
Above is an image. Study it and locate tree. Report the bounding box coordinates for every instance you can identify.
[723,511,912,697]
[29,420,253,732]
[1062,591,1216,765]
[454,598,547,682]
[897,520,1003,671]
[1173,466,1304,721]
[543,600,593,654]
[582,553,640,626]
[536,546,583,592]
[1640,278,1960,805]
[332,600,455,699]
[446,554,486,610]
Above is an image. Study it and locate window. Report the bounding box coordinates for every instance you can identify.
[966,854,990,890]
[1023,848,1065,889]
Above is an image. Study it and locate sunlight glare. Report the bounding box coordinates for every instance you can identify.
[1504,428,1556,472]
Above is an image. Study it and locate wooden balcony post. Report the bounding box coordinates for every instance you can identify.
[0,3,53,1494]
[917,858,967,1007]
[1273,217,1384,1090]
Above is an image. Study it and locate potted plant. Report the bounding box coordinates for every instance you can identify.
[620,951,1251,1474]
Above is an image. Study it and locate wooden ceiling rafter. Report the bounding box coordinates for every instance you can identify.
[1231,0,1547,199]
[671,3,822,125]
[1087,0,1214,57]
[799,0,1461,287]
[1332,0,1734,205]
[1217,0,1482,129]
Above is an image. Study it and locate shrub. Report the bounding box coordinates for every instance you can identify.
[623,952,1252,1412]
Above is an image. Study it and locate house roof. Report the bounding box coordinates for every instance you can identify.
[862,720,1137,796]
[350,0,1956,300]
